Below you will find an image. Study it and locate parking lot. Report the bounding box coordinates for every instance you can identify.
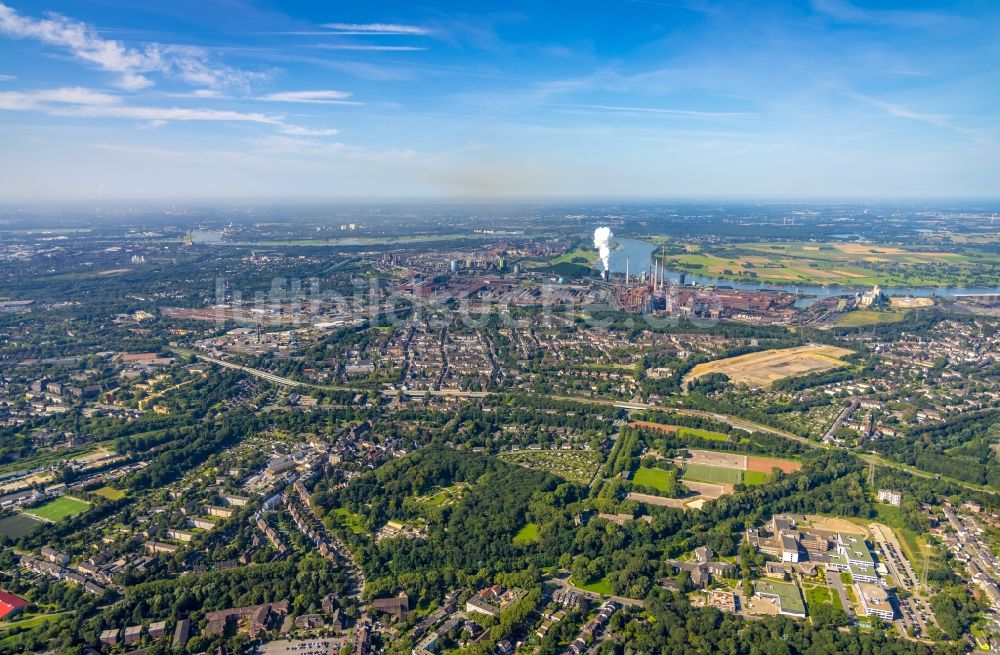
[255,637,347,655]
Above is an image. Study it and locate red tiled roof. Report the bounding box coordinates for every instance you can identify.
[0,591,28,618]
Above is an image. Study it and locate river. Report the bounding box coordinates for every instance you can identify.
[599,238,1000,303]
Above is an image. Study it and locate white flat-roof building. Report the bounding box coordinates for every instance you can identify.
[856,582,895,620]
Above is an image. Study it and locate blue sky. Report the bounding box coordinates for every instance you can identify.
[0,0,997,201]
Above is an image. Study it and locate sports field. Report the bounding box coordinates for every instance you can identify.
[678,449,798,488]
[742,470,771,485]
[25,496,90,522]
[684,344,854,389]
[682,463,742,484]
[0,513,42,538]
[633,466,676,492]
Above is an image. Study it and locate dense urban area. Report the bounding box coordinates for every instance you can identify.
[0,203,997,655]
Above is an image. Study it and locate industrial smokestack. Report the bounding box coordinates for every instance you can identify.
[593,227,612,272]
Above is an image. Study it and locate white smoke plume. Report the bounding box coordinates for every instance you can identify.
[593,226,613,271]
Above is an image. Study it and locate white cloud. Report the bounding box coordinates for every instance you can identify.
[319,22,431,35]
[310,44,426,52]
[0,86,120,109]
[257,90,360,105]
[0,73,15,81]
[0,86,340,137]
[49,103,284,125]
[0,3,265,90]
[252,135,417,162]
[557,104,753,118]
[280,125,340,136]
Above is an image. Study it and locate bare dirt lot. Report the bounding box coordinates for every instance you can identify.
[629,420,678,434]
[627,492,690,509]
[682,480,731,498]
[683,344,854,388]
[806,515,867,536]
[747,455,802,474]
[890,296,935,309]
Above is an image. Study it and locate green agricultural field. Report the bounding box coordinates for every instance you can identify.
[633,466,677,492]
[26,496,90,522]
[91,486,126,500]
[0,513,42,538]
[513,522,541,545]
[681,463,742,484]
[835,310,906,327]
[499,449,601,484]
[741,470,771,486]
[660,240,996,287]
[677,427,729,441]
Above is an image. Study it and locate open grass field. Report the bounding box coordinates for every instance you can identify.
[869,505,931,564]
[682,462,742,484]
[0,612,64,633]
[834,310,907,327]
[499,449,601,484]
[804,583,844,612]
[684,344,854,389]
[25,496,90,522]
[633,466,676,492]
[332,507,366,534]
[572,575,614,596]
[662,241,990,287]
[513,522,541,545]
[0,513,42,538]
[551,248,600,266]
[741,470,771,486]
[677,427,729,441]
[91,486,126,500]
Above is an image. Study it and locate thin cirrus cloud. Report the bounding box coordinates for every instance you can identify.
[0,86,119,109]
[0,2,264,90]
[319,22,432,35]
[310,44,426,52]
[257,90,362,105]
[0,86,338,137]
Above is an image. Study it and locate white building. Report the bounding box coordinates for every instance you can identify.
[877,489,902,506]
[856,582,895,620]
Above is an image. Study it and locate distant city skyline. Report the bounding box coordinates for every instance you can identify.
[0,0,998,201]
